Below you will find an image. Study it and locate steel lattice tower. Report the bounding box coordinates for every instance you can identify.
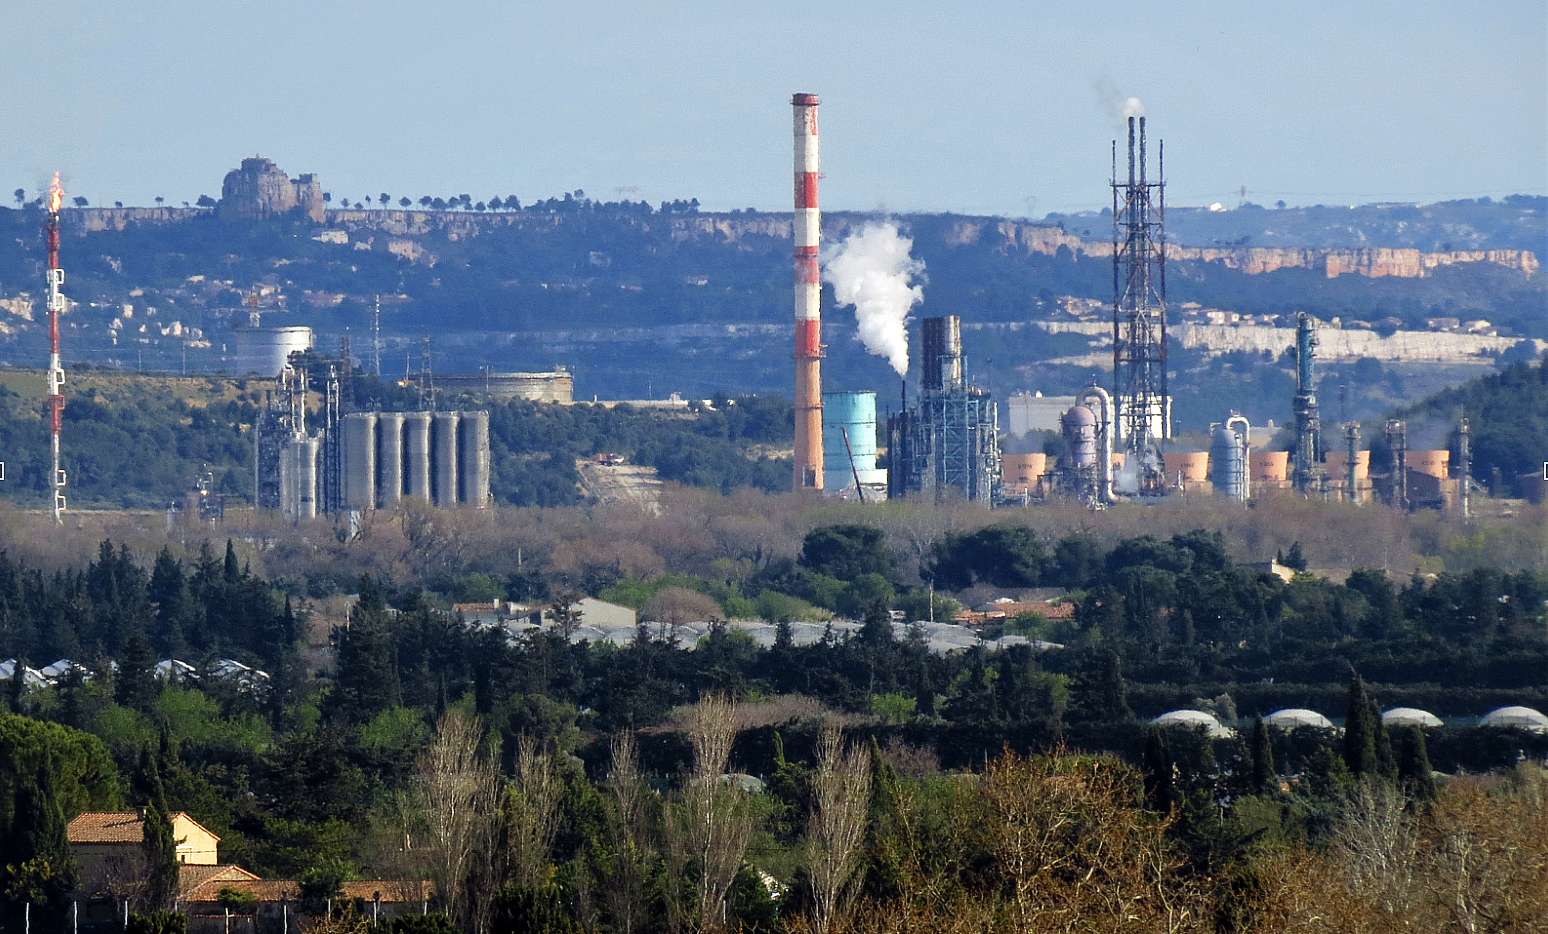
[1111,116,1168,492]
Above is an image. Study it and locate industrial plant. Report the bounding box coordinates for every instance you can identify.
[254,364,490,523]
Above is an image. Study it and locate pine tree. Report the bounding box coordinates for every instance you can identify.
[1249,716,1277,796]
[147,548,188,656]
[115,630,158,713]
[328,576,400,724]
[1070,648,1132,723]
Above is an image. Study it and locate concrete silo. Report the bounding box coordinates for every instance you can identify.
[340,413,378,510]
[376,413,405,507]
[432,412,461,507]
[403,413,432,502]
[458,410,491,507]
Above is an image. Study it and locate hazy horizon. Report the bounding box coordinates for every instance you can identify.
[3,1,1543,218]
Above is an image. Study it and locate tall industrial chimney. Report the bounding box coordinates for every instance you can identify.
[792,93,824,491]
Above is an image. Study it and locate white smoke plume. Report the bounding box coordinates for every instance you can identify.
[823,222,925,376]
[1094,78,1145,127]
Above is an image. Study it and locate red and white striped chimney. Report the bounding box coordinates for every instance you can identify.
[792,93,824,491]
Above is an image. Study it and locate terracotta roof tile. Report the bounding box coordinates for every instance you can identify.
[68,810,218,845]
[68,811,146,843]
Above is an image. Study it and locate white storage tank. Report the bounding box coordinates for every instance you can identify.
[229,325,313,377]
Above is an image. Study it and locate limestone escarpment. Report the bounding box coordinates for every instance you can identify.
[968,219,1538,279]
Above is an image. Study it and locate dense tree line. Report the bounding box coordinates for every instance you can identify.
[0,523,1545,930]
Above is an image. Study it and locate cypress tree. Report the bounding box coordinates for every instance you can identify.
[7,655,26,713]
[1342,674,1381,778]
[132,745,166,806]
[1249,716,1276,796]
[1143,728,1178,813]
[222,540,241,584]
[9,768,78,901]
[1396,724,1439,804]
[140,800,179,911]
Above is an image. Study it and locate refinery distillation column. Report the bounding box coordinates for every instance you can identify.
[1111,116,1168,493]
[44,175,68,523]
[1292,312,1323,494]
[792,93,824,491]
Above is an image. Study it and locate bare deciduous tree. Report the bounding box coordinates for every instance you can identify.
[671,694,755,934]
[407,710,499,932]
[804,722,872,934]
[505,734,564,889]
[604,731,654,934]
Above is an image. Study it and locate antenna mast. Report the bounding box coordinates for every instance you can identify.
[45,174,68,523]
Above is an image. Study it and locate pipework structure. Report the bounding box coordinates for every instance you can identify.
[1456,417,1471,519]
[1111,116,1168,493]
[791,93,825,492]
[1342,423,1361,504]
[1385,419,1408,510]
[1210,415,1251,503]
[887,316,1000,504]
[1291,313,1324,494]
[44,174,68,522]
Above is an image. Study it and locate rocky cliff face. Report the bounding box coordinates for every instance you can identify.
[966,218,1539,279]
[62,203,1540,280]
[1037,320,1545,364]
[217,157,325,222]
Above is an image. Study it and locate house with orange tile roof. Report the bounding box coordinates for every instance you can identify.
[67,811,220,898]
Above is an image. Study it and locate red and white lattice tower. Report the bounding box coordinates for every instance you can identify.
[792,93,824,491]
[44,174,68,522]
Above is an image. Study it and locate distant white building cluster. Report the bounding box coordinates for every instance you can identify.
[453,597,1061,656]
[0,656,269,693]
[1149,705,1548,735]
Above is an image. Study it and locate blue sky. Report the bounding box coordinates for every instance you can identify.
[2,0,1543,217]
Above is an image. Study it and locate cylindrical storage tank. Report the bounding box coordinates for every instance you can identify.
[1324,449,1372,481]
[1211,425,1248,501]
[279,440,299,518]
[1408,450,1449,478]
[432,412,461,507]
[229,326,313,377]
[1163,451,1210,484]
[1000,453,1047,491]
[1062,405,1098,468]
[458,410,491,507]
[1251,451,1290,483]
[376,413,405,507]
[822,391,885,488]
[296,438,319,520]
[403,413,432,502]
[340,413,377,510]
